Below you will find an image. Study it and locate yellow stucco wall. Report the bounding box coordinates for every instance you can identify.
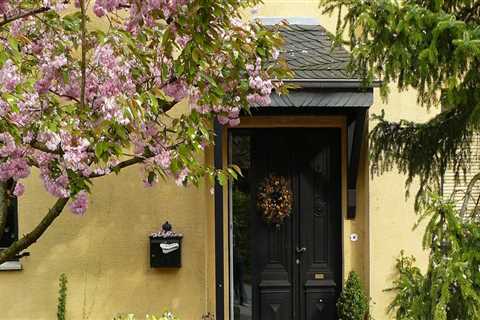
[368,88,432,319]
[0,1,435,320]
[0,103,215,320]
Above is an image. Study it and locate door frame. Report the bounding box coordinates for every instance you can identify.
[215,115,349,320]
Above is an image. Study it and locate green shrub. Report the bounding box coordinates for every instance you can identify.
[113,312,179,320]
[337,271,369,320]
[387,195,480,320]
[57,273,68,320]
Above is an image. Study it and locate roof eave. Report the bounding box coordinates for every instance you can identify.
[280,79,383,89]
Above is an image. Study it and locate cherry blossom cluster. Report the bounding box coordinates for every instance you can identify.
[93,0,190,33]
[0,0,67,16]
[247,57,275,106]
[0,60,21,93]
[0,134,29,196]
[0,0,287,216]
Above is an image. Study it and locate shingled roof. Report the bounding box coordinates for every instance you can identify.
[253,18,375,108]
[280,24,355,80]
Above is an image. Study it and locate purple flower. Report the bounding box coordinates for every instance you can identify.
[69,191,88,215]
[0,60,21,92]
[154,149,172,169]
[10,20,22,37]
[0,0,8,14]
[164,80,188,101]
[41,173,70,198]
[13,183,25,197]
[93,0,122,17]
[247,93,271,106]
[176,35,191,48]
[175,168,189,186]
[217,115,230,125]
[35,77,53,94]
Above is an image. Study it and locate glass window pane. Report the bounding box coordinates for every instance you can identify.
[231,133,252,320]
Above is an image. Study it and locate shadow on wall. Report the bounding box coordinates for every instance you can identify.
[1,165,210,319]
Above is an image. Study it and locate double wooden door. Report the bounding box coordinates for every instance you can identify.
[247,129,342,320]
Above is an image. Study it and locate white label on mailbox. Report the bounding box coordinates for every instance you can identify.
[160,243,180,254]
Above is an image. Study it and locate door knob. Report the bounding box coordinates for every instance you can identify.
[296,247,307,253]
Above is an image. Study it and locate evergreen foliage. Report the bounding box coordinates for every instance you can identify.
[57,273,68,320]
[318,2,480,318]
[320,0,480,208]
[387,194,480,320]
[337,271,369,320]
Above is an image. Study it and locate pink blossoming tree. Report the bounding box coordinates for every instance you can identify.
[0,0,289,264]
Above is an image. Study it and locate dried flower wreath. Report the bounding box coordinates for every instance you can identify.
[257,175,293,226]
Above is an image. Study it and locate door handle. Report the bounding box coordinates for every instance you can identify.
[296,247,307,253]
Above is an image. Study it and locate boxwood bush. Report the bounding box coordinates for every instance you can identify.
[337,271,369,320]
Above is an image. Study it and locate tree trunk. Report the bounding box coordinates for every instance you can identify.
[0,197,69,264]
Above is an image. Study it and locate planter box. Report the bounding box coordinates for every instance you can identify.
[149,236,182,268]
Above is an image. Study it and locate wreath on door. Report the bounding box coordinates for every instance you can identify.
[257,175,293,226]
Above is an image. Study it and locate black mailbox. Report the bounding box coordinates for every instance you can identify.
[149,235,182,268]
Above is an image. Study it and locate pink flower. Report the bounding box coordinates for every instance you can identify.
[0,133,16,157]
[13,183,25,197]
[30,42,44,55]
[41,173,70,198]
[154,149,172,169]
[229,118,240,127]
[175,168,189,186]
[9,158,30,180]
[247,93,271,106]
[93,44,117,70]
[0,0,8,14]
[272,48,280,60]
[34,77,52,94]
[217,115,230,125]
[176,35,191,48]
[164,80,188,101]
[93,3,107,16]
[0,99,9,117]
[10,20,22,37]
[0,158,30,181]
[69,191,88,215]
[38,131,61,151]
[93,0,122,17]
[0,60,21,92]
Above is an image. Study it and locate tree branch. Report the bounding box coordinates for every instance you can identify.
[0,7,50,28]
[49,89,80,103]
[89,139,186,178]
[30,141,63,155]
[89,156,148,178]
[79,0,87,110]
[0,197,69,264]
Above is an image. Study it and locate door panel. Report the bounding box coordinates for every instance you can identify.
[298,132,341,320]
[305,288,337,320]
[252,131,295,320]
[260,289,292,320]
[232,128,341,320]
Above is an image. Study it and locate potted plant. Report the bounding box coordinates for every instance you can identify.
[337,271,369,320]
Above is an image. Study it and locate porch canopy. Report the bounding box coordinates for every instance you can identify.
[213,19,376,319]
[261,19,376,219]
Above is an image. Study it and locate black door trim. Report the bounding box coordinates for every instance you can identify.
[214,121,225,320]
[215,114,348,320]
